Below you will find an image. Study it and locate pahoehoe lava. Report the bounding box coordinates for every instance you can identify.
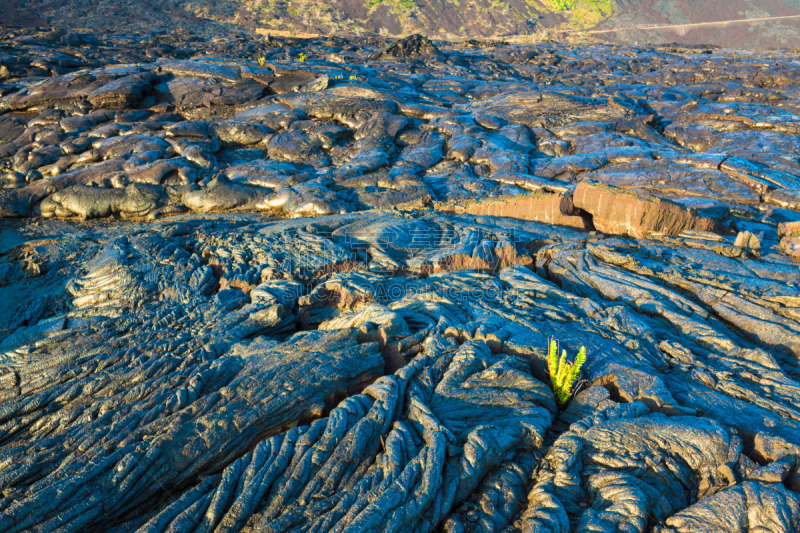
[0,27,800,533]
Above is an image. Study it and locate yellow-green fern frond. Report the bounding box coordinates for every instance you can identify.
[574,346,586,370]
[548,340,559,382]
[548,341,587,407]
[556,348,568,388]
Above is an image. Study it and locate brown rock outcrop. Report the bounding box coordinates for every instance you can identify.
[447,192,593,231]
[573,180,726,238]
[781,237,800,259]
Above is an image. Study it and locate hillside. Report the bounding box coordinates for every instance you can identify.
[3,0,800,48]
[596,0,800,49]
[1,0,561,38]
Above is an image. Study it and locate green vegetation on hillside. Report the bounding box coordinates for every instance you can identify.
[179,0,616,40]
[366,0,418,13]
[549,0,614,28]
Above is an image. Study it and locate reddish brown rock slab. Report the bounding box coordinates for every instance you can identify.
[573,180,726,239]
[442,193,593,231]
[719,166,774,193]
[752,431,800,464]
[779,221,800,239]
[781,236,800,259]
[765,188,800,211]
[423,242,535,275]
[734,230,761,250]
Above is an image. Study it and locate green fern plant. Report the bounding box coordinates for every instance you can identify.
[548,339,586,407]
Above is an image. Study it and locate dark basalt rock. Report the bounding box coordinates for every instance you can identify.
[0,27,799,533]
[370,34,444,61]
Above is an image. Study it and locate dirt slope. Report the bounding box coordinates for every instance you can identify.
[597,0,800,48]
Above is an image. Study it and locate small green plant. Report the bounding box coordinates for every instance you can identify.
[257,57,265,66]
[551,0,573,10]
[548,339,586,407]
[299,52,307,62]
